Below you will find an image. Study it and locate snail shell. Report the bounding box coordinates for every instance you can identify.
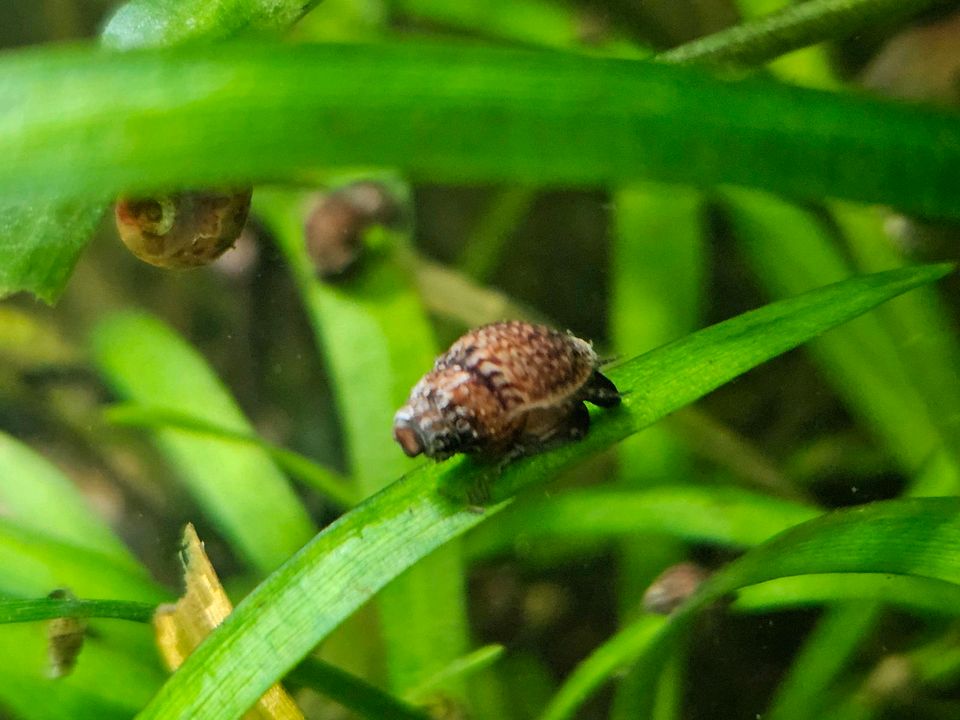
[393,321,620,460]
[115,189,253,269]
[304,181,402,278]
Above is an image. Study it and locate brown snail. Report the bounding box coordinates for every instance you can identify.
[304,180,402,278]
[115,188,253,268]
[393,320,620,461]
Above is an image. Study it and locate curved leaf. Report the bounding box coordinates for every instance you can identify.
[133,264,950,720]
[542,496,960,720]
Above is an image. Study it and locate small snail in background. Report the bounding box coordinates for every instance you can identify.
[642,562,710,615]
[393,320,621,461]
[115,188,253,268]
[304,180,402,278]
[46,588,86,678]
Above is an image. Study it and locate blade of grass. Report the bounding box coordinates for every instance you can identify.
[0,597,154,624]
[287,658,431,720]
[766,603,881,720]
[0,521,163,601]
[540,496,960,720]
[657,0,947,67]
[733,574,960,617]
[257,189,472,696]
[833,202,960,478]
[4,44,960,222]
[457,187,536,283]
[610,182,704,616]
[465,486,819,560]
[102,0,323,48]
[0,430,137,559]
[404,645,505,703]
[104,403,357,507]
[723,188,957,485]
[0,433,166,718]
[133,264,950,720]
[91,312,315,574]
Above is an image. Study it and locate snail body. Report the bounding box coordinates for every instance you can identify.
[393,321,620,461]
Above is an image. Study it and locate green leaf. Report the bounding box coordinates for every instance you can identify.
[541,496,960,720]
[765,603,880,720]
[286,659,431,720]
[257,189,471,695]
[733,574,960,618]
[0,199,105,303]
[102,0,321,48]
[724,188,958,486]
[658,0,943,67]
[133,264,950,720]
[3,44,960,220]
[91,312,315,574]
[465,486,818,560]
[0,431,137,560]
[0,597,154,624]
[105,403,357,507]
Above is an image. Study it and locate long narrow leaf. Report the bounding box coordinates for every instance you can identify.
[92,312,315,574]
[134,264,950,720]
[541,495,960,720]
[2,43,960,220]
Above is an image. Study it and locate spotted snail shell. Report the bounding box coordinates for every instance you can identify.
[393,320,620,461]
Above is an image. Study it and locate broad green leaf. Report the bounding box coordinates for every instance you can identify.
[91,312,315,574]
[3,44,960,220]
[134,264,950,720]
[541,496,960,720]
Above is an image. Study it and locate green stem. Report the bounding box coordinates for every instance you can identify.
[0,597,155,624]
[658,0,947,66]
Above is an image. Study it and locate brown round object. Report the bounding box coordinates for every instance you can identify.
[393,320,620,460]
[115,188,252,269]
[642,562,710,615]
[304,181,401,278]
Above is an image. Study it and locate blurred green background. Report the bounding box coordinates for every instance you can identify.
[3,1,960,719]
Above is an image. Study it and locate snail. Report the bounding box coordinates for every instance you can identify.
[304,180,402,278]
[393,320,620,461]
[115,188,253,268]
